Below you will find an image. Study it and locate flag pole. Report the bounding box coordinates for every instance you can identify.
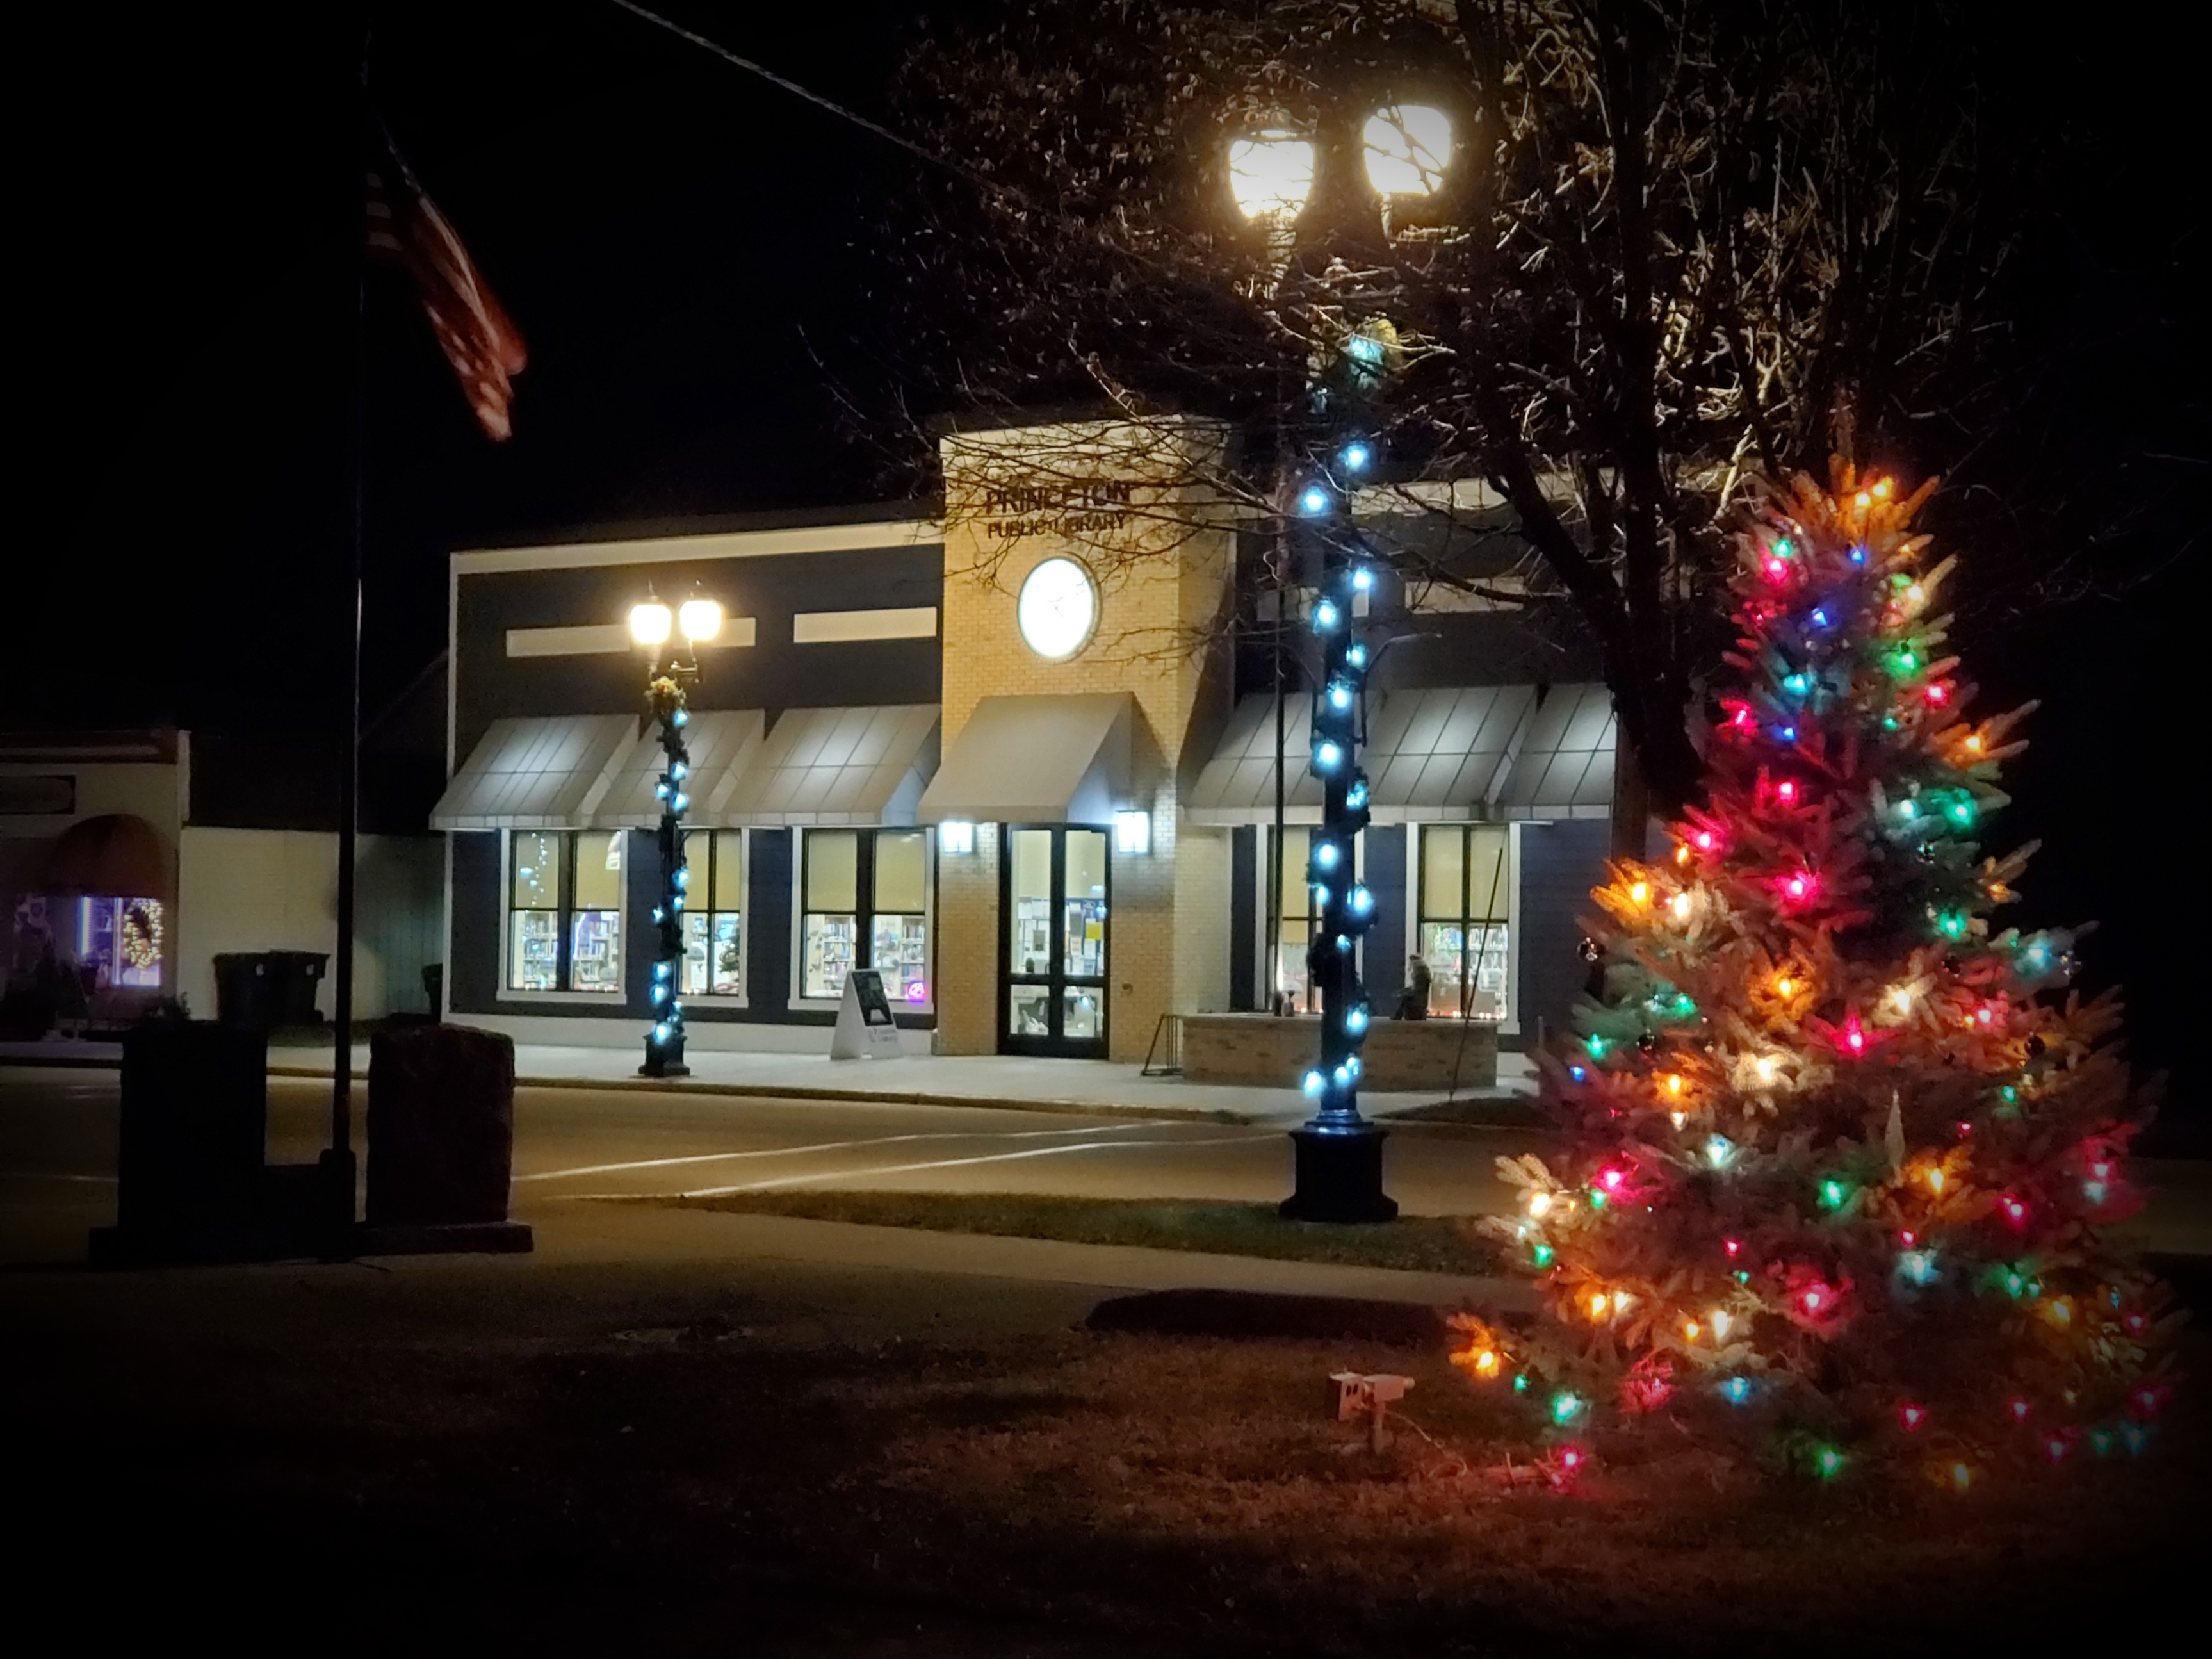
[322,44,370,1244]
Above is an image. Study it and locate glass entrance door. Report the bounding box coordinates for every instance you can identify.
[1002,825,1109,1058]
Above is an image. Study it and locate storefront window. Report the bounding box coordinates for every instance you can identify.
[72,896,162,990]
[681,830,744,997]
[802,827,932,1003]
[1271,828,1360,1013]
[507,830,623,993]
[1419,824,1509,1017]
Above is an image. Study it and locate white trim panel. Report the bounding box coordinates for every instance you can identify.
[506,619,758,658]
[792,607,938,644]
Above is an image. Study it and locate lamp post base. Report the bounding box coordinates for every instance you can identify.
[638,1043,690,1079]
[1280,1123,1397,1223]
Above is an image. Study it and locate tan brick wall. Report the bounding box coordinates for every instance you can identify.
[934,418,1233,1059]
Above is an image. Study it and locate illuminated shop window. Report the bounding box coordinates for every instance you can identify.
[74,896,163,989]
[507,830,623,993]
[801,827,931,1004]
[1272,827,1362,1013]
[1418,824,1510,1018]
[680,830,744,997]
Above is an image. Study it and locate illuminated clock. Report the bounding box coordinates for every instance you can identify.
[1016,557,1097,660]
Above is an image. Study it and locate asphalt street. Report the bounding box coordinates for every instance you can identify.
[4,1065,2208,1267]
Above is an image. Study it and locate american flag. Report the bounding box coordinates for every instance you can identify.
[366,138,526,441]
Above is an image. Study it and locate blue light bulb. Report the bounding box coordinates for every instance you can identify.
[1333,1063,1351,1086]
[1340,442,1370,472]
[1349,885,1373,915]
[1346,779,1369,810]
[1301,486,1331,515]
[1775,725,1797,742]
[673,867,689,888]
[1782,673,1810,697]
[1718,1377,1753,1406]
[672,895,685,911]
[655,962,671,979]
[1569,1065,1587,1083]
[654,1022,672,1043]
[1351,566,1374,592]
[1346,643,1368,669]
[1314,842,1340,870]
[1302,1070,1324,1096]
[672,708,689,727]
[656,783,671,799]
[651,984,667,1004]
[651,907,665,922]
[672,792,690,813]
[1346,1006,1369,1034]
[1328,682,1353,710]
[1850,545,1867,565]
[1335,934,1351,953]
[1810,607,1830,628]
[1312,883,1331,907]
[1313,599,1340,631]
[671,761,688,780]
[1314,740,1342,770]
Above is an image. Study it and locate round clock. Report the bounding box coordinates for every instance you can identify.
[1016,557,1097,660]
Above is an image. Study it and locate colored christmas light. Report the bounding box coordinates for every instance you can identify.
[1472,465,2170,1487]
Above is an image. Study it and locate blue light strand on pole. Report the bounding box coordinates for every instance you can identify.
[643,664,695,1077]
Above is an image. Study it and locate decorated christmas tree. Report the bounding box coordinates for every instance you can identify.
[1454,463,2179,1486]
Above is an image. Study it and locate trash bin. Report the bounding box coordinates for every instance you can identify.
[263,951,329,1024]
[213,951,329,1029]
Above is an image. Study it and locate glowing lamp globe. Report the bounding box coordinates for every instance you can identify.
[679,595,724,644]
[1227,130,1316,222]
[629,598,673,648]
[1362,104,1453,197]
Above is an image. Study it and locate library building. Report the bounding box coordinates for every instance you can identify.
[430,416,1621,1075]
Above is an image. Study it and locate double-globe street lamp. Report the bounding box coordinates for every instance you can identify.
[628,585,725,1078]
[1229,102,1456,1223]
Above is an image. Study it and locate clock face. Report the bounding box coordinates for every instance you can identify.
[1016,557,1097,660]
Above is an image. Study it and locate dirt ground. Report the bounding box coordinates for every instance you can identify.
[6,1252,2200,1656]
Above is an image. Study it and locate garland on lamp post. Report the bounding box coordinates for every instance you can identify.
[1280,420,1394,1222]
[642,668,694,1078]
[631,585,723,1080]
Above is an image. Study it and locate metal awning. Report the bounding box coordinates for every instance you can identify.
[431,714,637,830]
[1186,686,1536,826]
[917,693,1133,826]
[715,705,941,826]
[587,709,767,828]
[1494,682,1615,819]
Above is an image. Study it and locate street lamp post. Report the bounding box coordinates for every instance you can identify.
[1230,103,1455,1222]
[629,586,724,1079]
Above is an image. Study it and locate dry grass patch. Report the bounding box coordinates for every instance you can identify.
[657,1189,1504,1276]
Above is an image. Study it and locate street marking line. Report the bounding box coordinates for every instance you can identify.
[0,1172,118,1183]
[515,1120,1165,1183]
[674,1131,1264,1198]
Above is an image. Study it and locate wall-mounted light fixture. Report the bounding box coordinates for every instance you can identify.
[1114,810,1151,856]
[939,821,976,855]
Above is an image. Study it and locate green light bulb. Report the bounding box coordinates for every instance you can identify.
[1531,1243,1554,1267]
[1814,1446,1845,1480]
[1819,1179,1848,1210]
[1551,1391,1582,1425]
[1586,1034,1609,1059]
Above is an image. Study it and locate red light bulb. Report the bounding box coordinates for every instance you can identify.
[1899,1403,1926,1432]
[2000,1195,2028,1227]
[2008,1397,2032,1423]
[1723,1238,1741,1257]
[1926,683,1950,706]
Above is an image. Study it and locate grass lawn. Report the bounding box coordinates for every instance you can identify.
[655,1188,1505,1277]
[12,1263,2198,1655]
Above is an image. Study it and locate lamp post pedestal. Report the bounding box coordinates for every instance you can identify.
[1280,1122,1397,1223]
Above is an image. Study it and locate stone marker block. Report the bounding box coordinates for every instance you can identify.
[366,1024,516,1228]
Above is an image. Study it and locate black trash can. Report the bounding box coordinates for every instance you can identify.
[263,951,329,1024]
[213,951,329,1028]
[213,952,272,1029]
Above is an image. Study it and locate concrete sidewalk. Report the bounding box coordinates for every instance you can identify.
[2,1033,1540,1125]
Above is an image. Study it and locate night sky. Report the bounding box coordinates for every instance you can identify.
[10,2,2204,1110]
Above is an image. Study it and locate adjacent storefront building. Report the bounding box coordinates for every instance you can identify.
[433,416,1620,1061]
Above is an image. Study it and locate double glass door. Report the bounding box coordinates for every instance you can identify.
[1002,826,1109,1058]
